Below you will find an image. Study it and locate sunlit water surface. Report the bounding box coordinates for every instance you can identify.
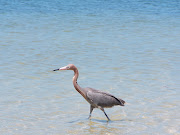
[0,0,180,134]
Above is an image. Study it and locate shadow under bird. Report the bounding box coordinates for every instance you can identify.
[53,64,125,121]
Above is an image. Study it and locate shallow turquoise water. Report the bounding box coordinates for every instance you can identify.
[0,0,180,134]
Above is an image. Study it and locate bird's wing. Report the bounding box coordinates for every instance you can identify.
[86,88,125,108]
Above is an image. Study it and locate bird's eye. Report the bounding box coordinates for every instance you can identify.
[67,66,70,69]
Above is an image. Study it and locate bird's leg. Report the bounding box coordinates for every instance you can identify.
[88,105,94,119]
[104,111,111,121]
[100,108,111,121]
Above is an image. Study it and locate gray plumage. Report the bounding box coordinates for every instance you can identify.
[85,87,125,108]
[53,64,125,121]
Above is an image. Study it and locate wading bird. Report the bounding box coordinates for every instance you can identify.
[53,64,125,121]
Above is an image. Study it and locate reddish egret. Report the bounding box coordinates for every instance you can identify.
[53,64,125,121]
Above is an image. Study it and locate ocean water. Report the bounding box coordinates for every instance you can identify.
[0,0,180,134]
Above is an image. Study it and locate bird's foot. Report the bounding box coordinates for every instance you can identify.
[88,115,91,120]
[107,118,111,121]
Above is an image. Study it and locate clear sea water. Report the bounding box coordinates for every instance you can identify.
[0,0,180,134]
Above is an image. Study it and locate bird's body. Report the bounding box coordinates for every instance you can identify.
[83,87,125,108]
[53,64,125,121]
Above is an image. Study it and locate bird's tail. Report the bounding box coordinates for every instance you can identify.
[118,98,125,106]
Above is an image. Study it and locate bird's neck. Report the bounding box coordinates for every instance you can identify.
[73,68,86,99]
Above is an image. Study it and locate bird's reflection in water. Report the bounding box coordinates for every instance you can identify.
[85,119,127,135]
[67,116,132,134]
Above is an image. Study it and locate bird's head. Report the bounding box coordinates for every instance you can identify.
[53,64,76,71]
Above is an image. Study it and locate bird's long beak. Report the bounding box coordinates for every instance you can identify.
[53,69,59,71]
[53,66,67,71]
[59,66,67,70]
